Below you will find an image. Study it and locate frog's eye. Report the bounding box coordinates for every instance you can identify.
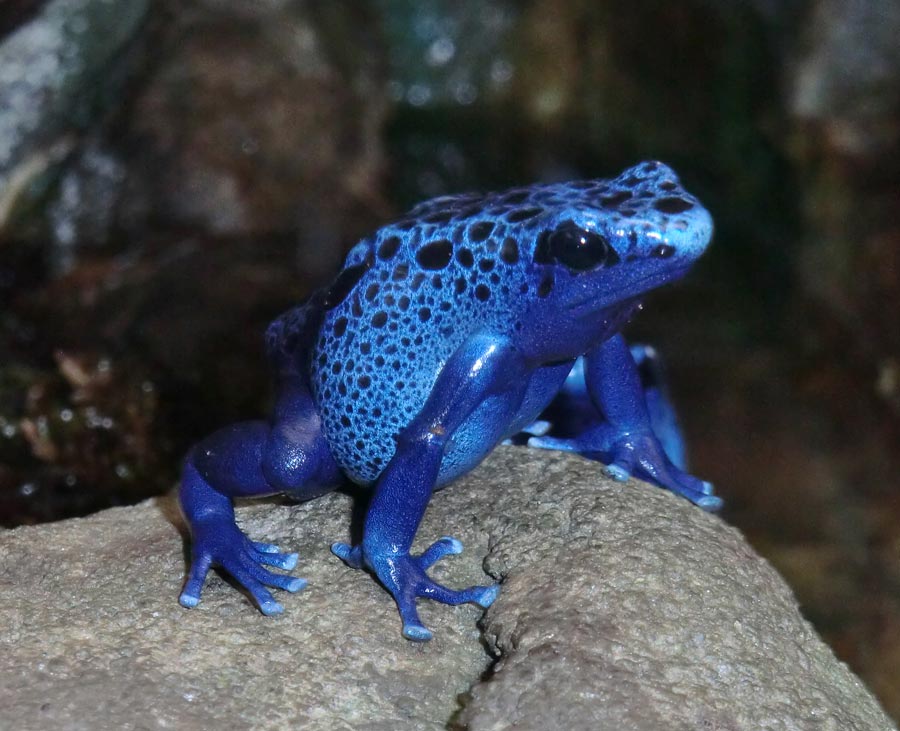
[534,220,618,271]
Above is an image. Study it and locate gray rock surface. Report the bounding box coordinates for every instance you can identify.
[0,446,895,731]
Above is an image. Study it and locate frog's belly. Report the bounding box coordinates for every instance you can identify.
[316,359,572,487]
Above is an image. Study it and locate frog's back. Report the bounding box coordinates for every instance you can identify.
[308,185,568,484]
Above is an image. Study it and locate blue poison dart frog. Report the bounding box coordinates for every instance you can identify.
[178,161,720,641]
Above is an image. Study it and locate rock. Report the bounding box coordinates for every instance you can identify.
[0,0,149,234]
[0,448,894,730]
[110,0,389,276]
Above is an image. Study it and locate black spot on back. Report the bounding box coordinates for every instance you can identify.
[378,236,400,260]
[654,197,693,214]
[507,207,543,222]
[371,311,388,328]
[322,253,374,310]
[333,317,348,337]
[416,239,453,270]
[475,284,491,301]
[456,248,474,267]
[660,181,677,191]
[601,191,632,208]
[500,237,519,264]
[468,221,495,241]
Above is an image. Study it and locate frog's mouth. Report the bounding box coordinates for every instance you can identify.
[564,264,692,318]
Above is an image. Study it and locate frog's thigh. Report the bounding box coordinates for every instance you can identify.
[262,374,343,498]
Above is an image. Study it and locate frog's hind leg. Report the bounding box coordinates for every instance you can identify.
[527,335,721,510]
[178,373,342,615]
[332,333,525,640]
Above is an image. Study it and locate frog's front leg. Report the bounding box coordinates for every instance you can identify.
[530,334,722,510]
[332,333,523,641]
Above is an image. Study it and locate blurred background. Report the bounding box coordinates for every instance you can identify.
[1,0,898,718]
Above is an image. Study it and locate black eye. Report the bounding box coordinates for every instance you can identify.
[534,220,618,271]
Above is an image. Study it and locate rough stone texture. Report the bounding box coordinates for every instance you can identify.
[0,447,895,731]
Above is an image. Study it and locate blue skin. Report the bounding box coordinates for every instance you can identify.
[178,161,721,641]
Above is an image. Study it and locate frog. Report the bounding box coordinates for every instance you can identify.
[177,160,720,641]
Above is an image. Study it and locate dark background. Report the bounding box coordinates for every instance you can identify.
[1,0,898,718]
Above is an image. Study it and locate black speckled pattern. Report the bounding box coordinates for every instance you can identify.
[298,161,705,484]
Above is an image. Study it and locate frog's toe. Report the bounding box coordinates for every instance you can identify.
[520,419,552,437]
[179,553,212,608]
[221,553,306,610]
[252,541,280,553]
[697,494,724,512]
[395,576,498,641]
[400,609,433,642]
[425,581,499,608]
[356,547,499,641]
[603,462,632,482]
[258,597,285,616]
[331,541,365,569]
[419,536,463,569]
[478,583,501,608]
[661,469,723,510]
[527,435,579,452]
[179,591,201,608]
[181,529,306,615]
[248,543,299,571]
[416,537,499,605]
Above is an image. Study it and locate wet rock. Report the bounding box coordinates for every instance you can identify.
[0,447,894,730]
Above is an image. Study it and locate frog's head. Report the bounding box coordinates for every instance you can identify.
[526,161,712,321]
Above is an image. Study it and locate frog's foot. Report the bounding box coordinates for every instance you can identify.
[529,431,722,511]
[331,536,499,641]
[180,518,305,615]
